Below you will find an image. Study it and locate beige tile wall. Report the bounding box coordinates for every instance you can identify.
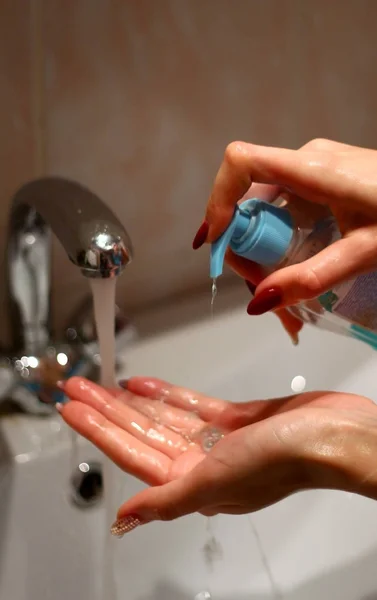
[0,1,35,346]
[1,0,377,345]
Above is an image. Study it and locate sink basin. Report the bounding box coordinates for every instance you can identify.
[1,283,377,600]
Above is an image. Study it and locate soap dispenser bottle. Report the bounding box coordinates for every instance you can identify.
[210,198,377,349]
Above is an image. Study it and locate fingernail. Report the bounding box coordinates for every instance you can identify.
[110,515,145,538]
[56,380,66,390]
[55,402,64,413]
[245,280,256,295]
[118,379,129,389]
[247,288,283,315]
[192,220,209,250]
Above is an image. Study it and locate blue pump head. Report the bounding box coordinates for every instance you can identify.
[210,199,294,278]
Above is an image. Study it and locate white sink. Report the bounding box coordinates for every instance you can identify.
[1,283,377,600]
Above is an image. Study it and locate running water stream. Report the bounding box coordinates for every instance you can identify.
[89,276,217,599]
[90,277,118,600]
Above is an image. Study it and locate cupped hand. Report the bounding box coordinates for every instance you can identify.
[60,376,377,536]
[194,138,377,341]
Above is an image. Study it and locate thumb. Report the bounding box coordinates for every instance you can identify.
[247,232,377,314]
[111,461,217,537]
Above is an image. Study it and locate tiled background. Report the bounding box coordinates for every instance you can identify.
[1,0,377,345]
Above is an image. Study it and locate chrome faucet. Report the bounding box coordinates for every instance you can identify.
[1,177,135,414]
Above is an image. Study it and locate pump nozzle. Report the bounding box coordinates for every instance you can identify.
[210,207,241,278]
[209,199,294,279]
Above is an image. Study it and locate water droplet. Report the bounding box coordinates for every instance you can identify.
[211,278,217,319]
[291,375,306,393]
[199,426,224,452]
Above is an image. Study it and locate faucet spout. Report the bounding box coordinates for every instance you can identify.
[11,177,133,279]
[8,177,133,355]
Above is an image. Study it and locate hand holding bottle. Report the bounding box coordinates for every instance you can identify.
[193,139,377,338]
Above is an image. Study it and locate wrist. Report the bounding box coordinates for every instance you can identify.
[320,415,377,499]
[343,419,377,500]
[294,407,377,499]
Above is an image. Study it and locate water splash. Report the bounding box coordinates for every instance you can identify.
[195,592,212,600]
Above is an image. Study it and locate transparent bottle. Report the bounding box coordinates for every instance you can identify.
[210,198,377,349]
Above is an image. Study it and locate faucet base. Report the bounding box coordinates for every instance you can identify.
[0,303,137,415]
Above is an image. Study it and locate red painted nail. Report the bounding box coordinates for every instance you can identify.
[245,280,256,295]
[192,220,209,250]
[247,288,283,315]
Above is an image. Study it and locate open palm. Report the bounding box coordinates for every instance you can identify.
[60,376,377,526]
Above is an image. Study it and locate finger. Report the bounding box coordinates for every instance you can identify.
[275,308,303,345]
[242,183,282,203]
[115,454,227,524]
[238,140,358,204]
[239,139,355,206]
[126,377,229,424]
[59,401,170,485]
[126,392,205,433]
[226,251,303,344]
[116,380,223,445]
[205,142,376,242]
[112,480,204,535]
[126,378,330,432]
[248,229,377,312]
[126,377,282,432]
[225,248,265,284]
[63,377,190,458]
[108,387,125,397]
[298,138,358,152]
